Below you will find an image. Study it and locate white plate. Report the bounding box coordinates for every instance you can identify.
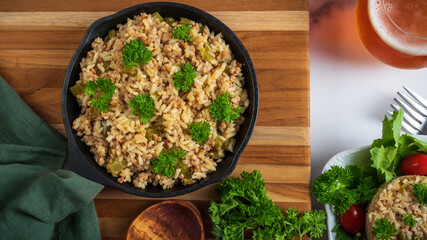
[322,135,427,239]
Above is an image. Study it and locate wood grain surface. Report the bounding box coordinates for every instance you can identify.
[0,1,310,239]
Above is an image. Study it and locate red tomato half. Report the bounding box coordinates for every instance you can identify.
[339,204,365,234]
[401,153,427,175]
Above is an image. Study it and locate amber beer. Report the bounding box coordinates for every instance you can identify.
[356,0,427,69]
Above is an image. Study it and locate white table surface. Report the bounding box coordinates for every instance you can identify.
[309,0,427,237]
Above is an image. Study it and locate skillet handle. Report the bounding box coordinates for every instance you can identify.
[62,140,110,186]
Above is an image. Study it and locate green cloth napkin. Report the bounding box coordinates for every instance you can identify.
[0,76,104,240]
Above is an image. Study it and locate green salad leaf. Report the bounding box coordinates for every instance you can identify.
[332,225,368,240]
[209,170,326,240]
[129,94,155,123]
[210,92,242,123]
[84,77,116,112]
[369,109,427,184]
[122,39,152,67]
[152,149,186,177]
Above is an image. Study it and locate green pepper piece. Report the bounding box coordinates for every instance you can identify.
[222,138,236,151]
[214,137,224,151]
[176,163,191,178]
[103,60,111,71]
[176,163,196,186]
[182,178,197,186]
[152,92,160,101]
[107,157,126,177]
[218,61,230,75]
[104,29,116,42]
[152,12,163,22]
[179,17,191,25]
[69,82,85,96]
[164,17,175,26]
[145,127,158,141]
[101,120,111,137]
[202,42,215,62]
[90,107,100,119]
[123,65,139,76]
[199,25,206,34]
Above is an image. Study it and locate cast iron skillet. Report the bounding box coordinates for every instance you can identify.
[61,2,258,197]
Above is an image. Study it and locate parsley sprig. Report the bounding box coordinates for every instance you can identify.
[209,170,326,239]
[152,149,186,177]
[122,39,152,67]
[413,183,427,205]
[209,92,242,123]
[403,214,418,227]
[372,218,397,240]
[84,77,116,112]
[311,165,377,215]
[172,25,192,42]
[129,94,155,123]
[173,62,196,91]
[188,121,211,144]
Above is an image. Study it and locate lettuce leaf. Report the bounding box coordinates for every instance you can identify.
[369,109,427,184]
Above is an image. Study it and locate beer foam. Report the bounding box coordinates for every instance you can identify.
[368,0,427,56]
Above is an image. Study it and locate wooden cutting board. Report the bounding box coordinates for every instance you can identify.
[0,1,309,239]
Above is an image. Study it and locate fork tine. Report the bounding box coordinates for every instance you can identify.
[394,97,425,123]
[403,86,427,110]
[390,104,424,132]
[397,91,427,117]
[388,111,419,135]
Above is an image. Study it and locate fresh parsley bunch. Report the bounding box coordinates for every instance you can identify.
[129,94,155,123]
[122,39,152,67]
[413,183,427,204]
[372,218,396,240]
[188,121,211,144]
[210,92,242,123]
[152,149,186,177]
[84,77,116,112]
[173,25,192,42]
[311,165,377,215]
[173,62,196,91]
[209,170,326,240]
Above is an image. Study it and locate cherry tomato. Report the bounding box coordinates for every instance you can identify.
[339,204,365,234]
[401,153,427,175]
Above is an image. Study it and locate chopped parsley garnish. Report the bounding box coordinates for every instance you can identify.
[403,214,418,227]
[372,218,397,240]
[129,94,155,124]
[209,170,326,239]
[413,183,427,205]
[173,62,196,91]
[152,149,186,177]
[172,25,192,42]
[209,92,242,123]
[311,165,377,215]
[84,77,116,112]
[188,121,211,144]
[122,39,152,67]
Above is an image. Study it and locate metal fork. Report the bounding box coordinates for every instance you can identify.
[389,86,427,135]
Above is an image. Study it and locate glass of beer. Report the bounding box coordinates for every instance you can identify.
[356,0,427,69]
